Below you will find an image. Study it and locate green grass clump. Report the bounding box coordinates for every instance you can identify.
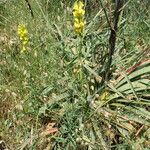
[0,0,150,149]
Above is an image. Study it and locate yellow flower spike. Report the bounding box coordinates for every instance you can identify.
[73,1,85,35]
[74,19,85,34]
[73,1,84,11]
[18,24,28,37]
[73,1,85,18]
[17,23,29,53]
[73,8,85,18]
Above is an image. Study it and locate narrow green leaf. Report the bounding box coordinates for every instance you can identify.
[116,65,150,88]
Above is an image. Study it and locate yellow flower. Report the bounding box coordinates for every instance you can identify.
[74,19,85,34]
[18,24,28,39]
[73,1,85,18]
[17,23,28,53]
[73,1,84,11]
[73,1,85,35]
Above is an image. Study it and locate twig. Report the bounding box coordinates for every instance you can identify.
[25,0,34,18]
[135,125,144,137]
[105,0,124,81]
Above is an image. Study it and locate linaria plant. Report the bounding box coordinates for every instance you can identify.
[72,1,86,80]
[1,0,150,149]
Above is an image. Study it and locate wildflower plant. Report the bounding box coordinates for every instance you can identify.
[73,1,85,35]
[72,1,87,81]
[17,23,29,53]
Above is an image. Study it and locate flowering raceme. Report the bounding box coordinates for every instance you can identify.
[74,19,85,34]
[73,1,85,34]
[73,1,85,18]
[18,23,28,53]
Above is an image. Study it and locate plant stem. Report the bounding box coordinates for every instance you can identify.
[105,0,124,81]
[25,0,34,18]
